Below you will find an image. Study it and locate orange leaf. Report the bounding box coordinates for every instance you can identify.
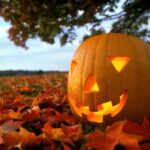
[2,131,22,146]
[61,124,82,141]
[21,133,44,147]
[18,127,44,147]
[106,120,148,150]
[42,122,65,141]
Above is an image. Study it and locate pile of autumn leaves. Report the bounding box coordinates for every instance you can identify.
[0,73,150,150]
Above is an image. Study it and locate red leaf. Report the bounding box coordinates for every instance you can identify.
[0,136,4,144]
[141,143,150,150]
[63,143,72,150]
[21,109,40,122]
[123,120,150,139]
[142,117,150,129]
[48,111,77,125]
[81,130,117,150]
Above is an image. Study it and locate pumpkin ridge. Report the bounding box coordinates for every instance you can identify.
[68,33,150,124]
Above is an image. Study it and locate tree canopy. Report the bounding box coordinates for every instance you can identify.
[0,0,150,48]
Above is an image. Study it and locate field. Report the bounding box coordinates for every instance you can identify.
[0,72,150,150]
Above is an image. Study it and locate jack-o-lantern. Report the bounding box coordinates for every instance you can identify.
[68,33,150,124]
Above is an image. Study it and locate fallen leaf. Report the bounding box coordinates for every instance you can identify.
[123,119,150,139]
[48,111,77,125]
[141,142,150,150]
[42,122,65,141]
[63,143,72,150]
[81,130,117,150]
[2,131,22,146]
[0,120,23,133]
[106,120,149,150]
[0,136,4,144]
[61,124,82,141]
[21,109,40,122]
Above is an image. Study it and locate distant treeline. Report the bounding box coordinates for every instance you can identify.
[0,70,67,76]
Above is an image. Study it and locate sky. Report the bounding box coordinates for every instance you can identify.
[0,17,114,71]
[0,2,124,71]
[0,18,80,71]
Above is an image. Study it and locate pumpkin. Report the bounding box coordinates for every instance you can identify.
[68,33,150,124]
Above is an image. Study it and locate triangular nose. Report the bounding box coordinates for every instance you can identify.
[108,56,130,72]
[83,75,99,92]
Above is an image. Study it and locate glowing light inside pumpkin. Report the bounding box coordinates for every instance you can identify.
[88,90,128,122]
[71,59,79,73]
[68,90,128,123]
[83,75,99,92]
[108,56,130,72]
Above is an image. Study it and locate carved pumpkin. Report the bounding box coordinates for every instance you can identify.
[68,33,150,124]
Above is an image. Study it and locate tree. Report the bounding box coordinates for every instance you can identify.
[0,0,150,48]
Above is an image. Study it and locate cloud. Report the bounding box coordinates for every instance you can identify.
[0,18,77,71]
[0,15,114,71]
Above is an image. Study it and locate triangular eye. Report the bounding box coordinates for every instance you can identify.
[108,56,130,72]
[83,75,99,92]
[71,59,79,73]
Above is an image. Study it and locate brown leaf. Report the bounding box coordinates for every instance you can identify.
[0,120,23,133]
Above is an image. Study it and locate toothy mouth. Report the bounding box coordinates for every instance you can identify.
[68,90,128,123]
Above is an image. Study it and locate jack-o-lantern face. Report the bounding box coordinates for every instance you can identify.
[68,33,150,124]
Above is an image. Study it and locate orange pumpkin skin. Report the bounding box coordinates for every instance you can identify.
[68,33,150,124]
